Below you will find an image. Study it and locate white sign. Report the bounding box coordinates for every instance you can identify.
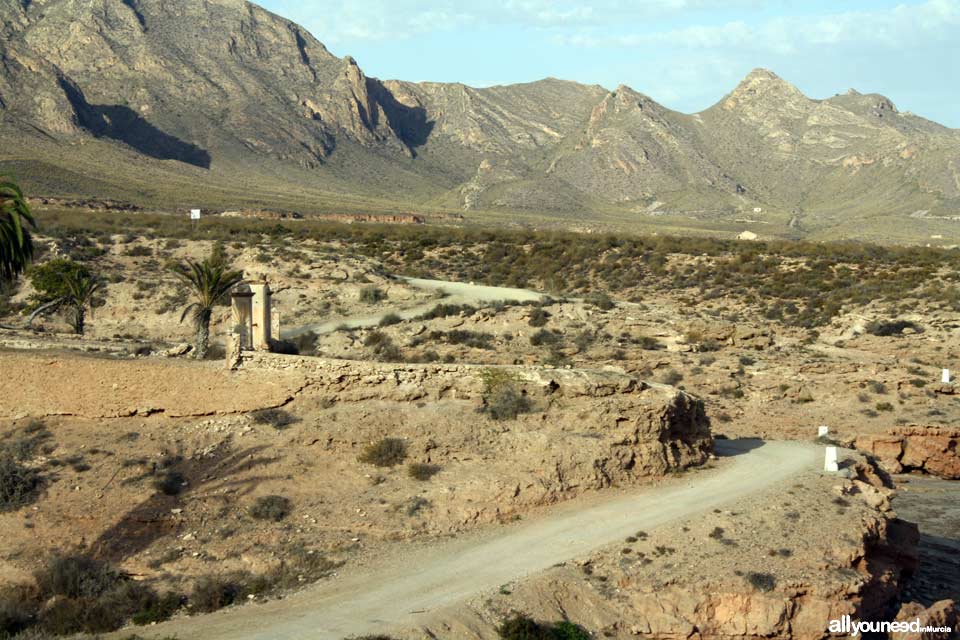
[944,369,952,384]
[190,209,201,220]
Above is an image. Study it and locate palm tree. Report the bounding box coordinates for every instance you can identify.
[61,268,103,335]
[0,178,37,282]
[170,257,244,359]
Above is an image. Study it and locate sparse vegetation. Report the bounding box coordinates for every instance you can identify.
[359,286,387,304]
[497,613,590,640]
[250,408,298,430]
[407,463,440,481]
[480,369,532,421]
[249,495,292,522]
[745,571,776,592]
[358,438,407,467]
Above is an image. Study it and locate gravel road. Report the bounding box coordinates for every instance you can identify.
[133,439,818,640]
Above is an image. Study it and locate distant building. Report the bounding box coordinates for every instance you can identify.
[753,207,763,213]
[737,231,759,241]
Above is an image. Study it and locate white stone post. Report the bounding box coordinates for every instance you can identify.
[943,369,952,384]
[249,282,273,351]
[824,446,839,473]
[818,426,830,438]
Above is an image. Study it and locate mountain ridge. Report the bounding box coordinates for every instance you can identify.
[1,0,958,242]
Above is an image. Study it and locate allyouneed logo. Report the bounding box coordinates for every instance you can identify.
[829,615,952,637]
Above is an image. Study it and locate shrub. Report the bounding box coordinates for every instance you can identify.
[35,555,121,599]
[529,329,561,347]
[250,495,292,522]
[358,438,407,467]
[0,454,40,512]
[153,470,186,496]
[497,613,590,640]
[378,313,402,327]
[659,369,684,386]
[586,292,614,310]
[250,408,298,430]
[745,572,776,592]
[408,463,440,481]
[865,320,922,336]
[876,402,895,412]
[359,286,387,304]
[190,574,247,613]
[480,369,532,421]
[416,303,477,320]
[528,307,550,327]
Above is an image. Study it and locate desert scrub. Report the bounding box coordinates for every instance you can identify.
[19,555,182,634]
[745,571,776,592]
[250,408,298,430]
[358,438,407,467]
[408,463,440,481]
[359,286,387,304]
[528,306,550,327]
[480,369,532,421]
[249,495,292,522]
[0,454,41,512]
[497,613,591,639]
[378,312,402,327]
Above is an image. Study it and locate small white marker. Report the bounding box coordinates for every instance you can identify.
[943,369,952,384]
[818,426,830,438]
[824,446,839,473]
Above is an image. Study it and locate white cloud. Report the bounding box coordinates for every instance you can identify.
[263,0,774,43]
[556,0,960,54]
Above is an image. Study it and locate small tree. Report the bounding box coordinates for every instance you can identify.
[169,256,243,359]
[0,178,37,282]
[28,259,104,335]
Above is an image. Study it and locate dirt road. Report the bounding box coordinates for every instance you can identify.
[134,439,818,640]
[282,277,546,338]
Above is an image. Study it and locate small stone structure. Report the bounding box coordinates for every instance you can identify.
[818,425,830,438]
[227,281,278,367]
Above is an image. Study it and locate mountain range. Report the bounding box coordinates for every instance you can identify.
[2,0,959,242]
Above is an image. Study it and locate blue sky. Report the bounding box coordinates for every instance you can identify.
[259,0,960,127]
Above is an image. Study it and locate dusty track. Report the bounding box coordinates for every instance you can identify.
[282,277,545,338]
[133,439,819,640]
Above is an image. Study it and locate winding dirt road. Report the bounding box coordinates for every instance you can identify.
[134,439,818,640]
[281,277,546,338]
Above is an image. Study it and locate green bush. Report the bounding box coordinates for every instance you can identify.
[498,614,590,640]
[249,495,292,522]
[481,369,532,421]
[358,438,407,467]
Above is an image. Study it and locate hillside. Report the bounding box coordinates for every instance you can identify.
[1,0,959,242]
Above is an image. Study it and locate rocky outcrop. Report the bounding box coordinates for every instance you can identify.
[893,600,959,640]
[856,427,960,479]
[239,352,714,488]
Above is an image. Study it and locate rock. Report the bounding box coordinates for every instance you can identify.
[893,600,959,639]
[162,343,193,358]
[856,427,960,480]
